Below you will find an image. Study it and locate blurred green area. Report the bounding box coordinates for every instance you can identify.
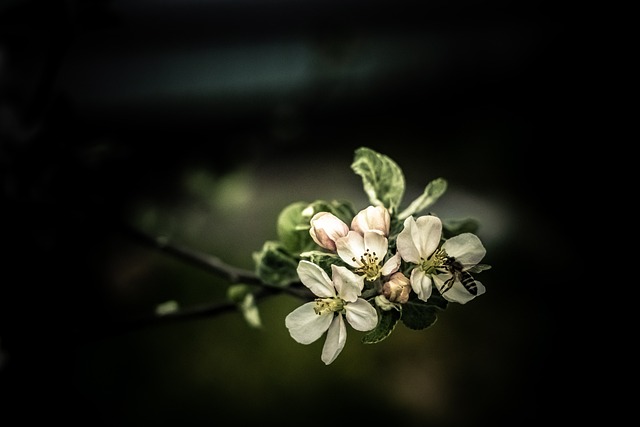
[1,1,570,426]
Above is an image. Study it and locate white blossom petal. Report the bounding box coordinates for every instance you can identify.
[363,231,388,260]
[380,252,401,276]
[335,231,366,268]
[396,216,421,263]
[285,302,333,344]
[351,205,390,236]
[296,260,336,298]
[413,215,443,258]
[410,268,433,302]
[345,298,378,331]
[442,233,486,267]
[331,264,365,302]
[321,315,347,365]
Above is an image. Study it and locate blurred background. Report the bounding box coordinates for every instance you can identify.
[1,1,573,426]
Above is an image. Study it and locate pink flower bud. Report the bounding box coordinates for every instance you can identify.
[382,272,411,304]
[309,212,349,251]
[351,205,391,237]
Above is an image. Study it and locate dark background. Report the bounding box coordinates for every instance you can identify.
[1,1,574,426]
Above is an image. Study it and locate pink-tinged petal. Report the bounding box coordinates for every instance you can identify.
[345,298,378,331]
[413,215,443,258]
[351,205,390,237]
[296,260,335,298]
[321,315,347,365]
[285,302,333,344]
[309,212,349,251]
[331,264,365,302]
[442,233,486,267]
[396,217,421,263]
[380,252,401,276]
[410,268,433,302]
[363,231,388,261]
[335,231,366,268]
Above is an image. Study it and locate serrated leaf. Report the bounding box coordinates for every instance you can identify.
[398,177,448,220]
[362,308,401,344]
[252,241,300,286]
[401,293,448,330]
[351,147,405,215]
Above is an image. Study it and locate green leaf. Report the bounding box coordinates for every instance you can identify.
[442,217,480,239]
[227,284,262,329]
[398,177,448,220]
[362,307,401,344]
[401,293,448,330]
[252,241,300,286]
[351,147,405,215]
[276,202,317,254]
[299,250,346,276]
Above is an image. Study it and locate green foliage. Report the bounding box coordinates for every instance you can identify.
[398,177,448,220]
[252,241,300,286]
[227,284,262,328]
[362,307,401,344]
[401,293,448,330]
[351,147,406,215]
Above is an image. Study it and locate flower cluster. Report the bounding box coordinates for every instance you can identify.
[253,147,490,365]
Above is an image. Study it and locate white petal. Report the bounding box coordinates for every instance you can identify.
[285,302,333,344]
[413,215,442,258]
[331,264,365,302]
[410,268,433,302]
[363,231,388,261]
[396,217,421,263]
[336,231,366,268]
[351,205,390,236]
[442,233,486,267]
[380,252,401,276]
[296,260,336,298]
[321,315,347,365]
[345,298,378,331]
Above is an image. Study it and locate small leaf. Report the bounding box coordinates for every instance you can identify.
[401,293,448,330]
[227,284,262,329]
[362,308,401,344]
[398,177,448,220]
[442,217,480,238]
[351,147,405,215]
[252,241,300,286]
[155,300,179,316]
[277,202,317,253]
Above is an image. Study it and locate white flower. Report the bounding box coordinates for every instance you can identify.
[350,205,391,237]
[285,260,378,365]
[396,215,443,302]
[335,230,401,281]
[397,215,487,304]
[432,233,487,304]
[309,212,350,251]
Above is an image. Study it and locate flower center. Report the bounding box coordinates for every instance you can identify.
[352,248,382,281]
[419,248,448,274]
[314,297,345,315]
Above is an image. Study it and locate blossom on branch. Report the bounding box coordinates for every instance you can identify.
[285,260,378,365]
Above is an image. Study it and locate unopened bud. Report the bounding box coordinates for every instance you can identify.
[382,272,411,304]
